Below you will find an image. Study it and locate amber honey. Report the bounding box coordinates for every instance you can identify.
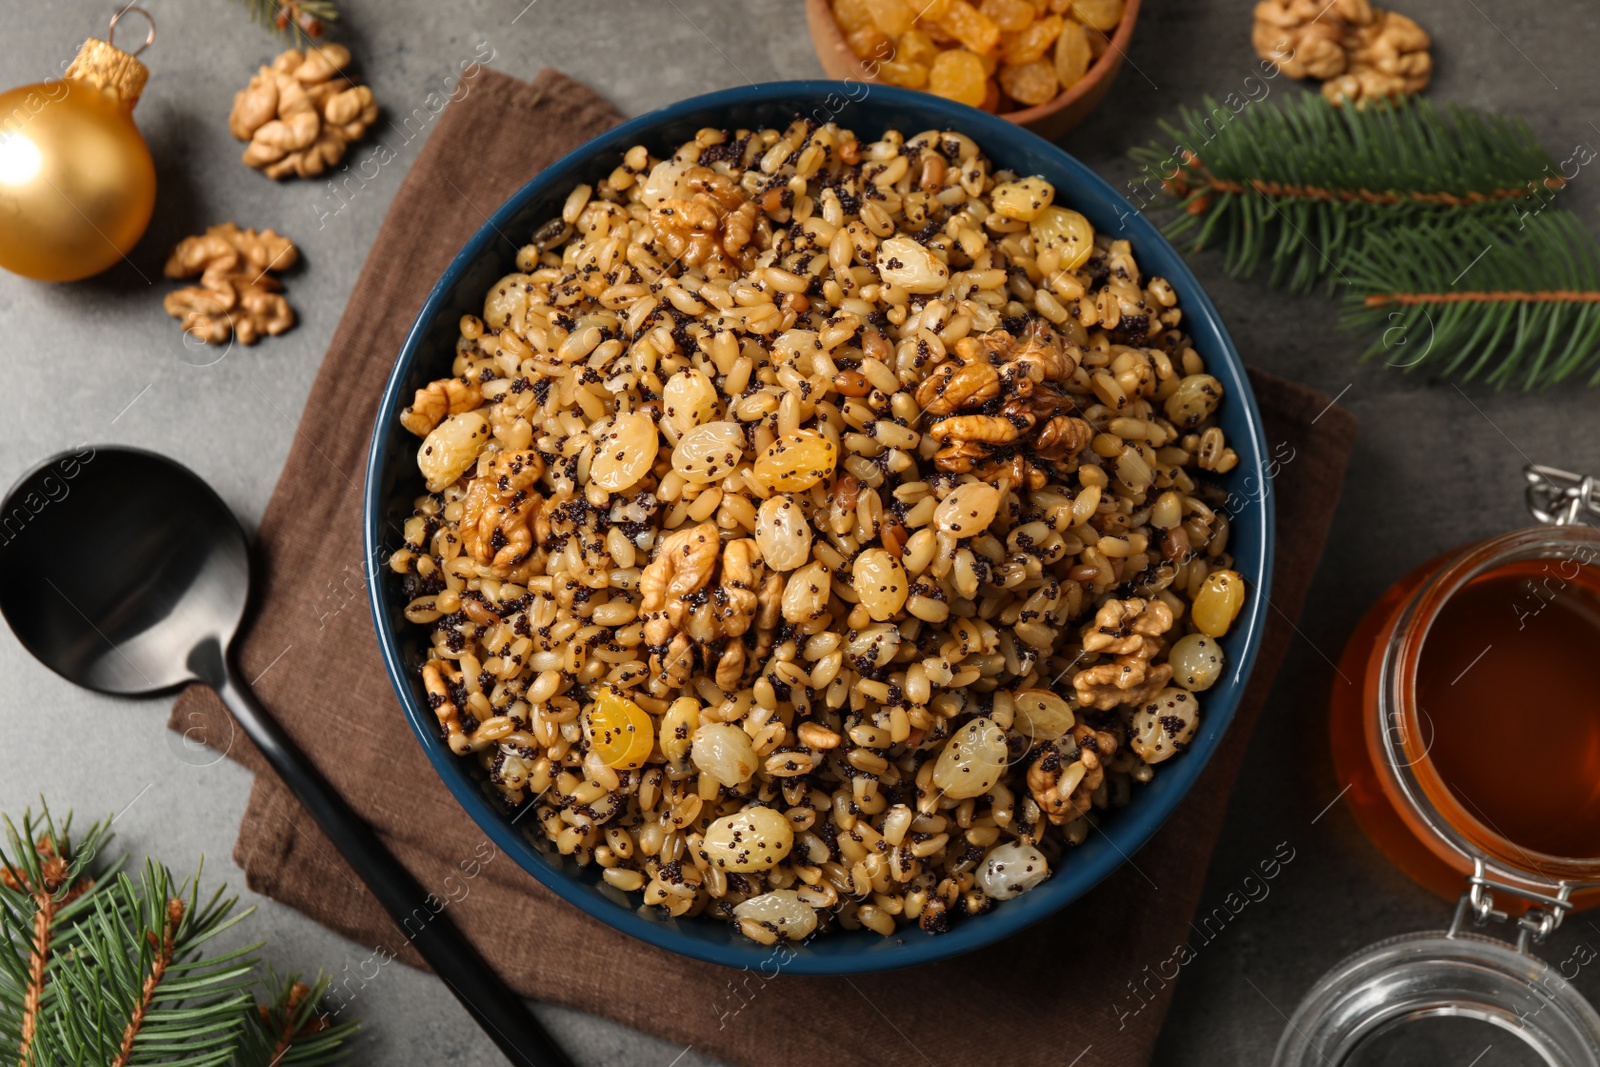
[1331,527,1600,910]
[1416,562,1600,860]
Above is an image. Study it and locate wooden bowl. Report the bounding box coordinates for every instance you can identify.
[804,0,1141,141]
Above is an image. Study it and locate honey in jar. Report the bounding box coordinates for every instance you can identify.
[1331,524,1600,910]
[1414,561,1600,860]
[1277,474,1600,1067]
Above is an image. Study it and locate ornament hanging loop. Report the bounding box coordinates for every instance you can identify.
[108,4,156,58]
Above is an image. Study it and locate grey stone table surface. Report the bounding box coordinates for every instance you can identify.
[2,0,1598,1064]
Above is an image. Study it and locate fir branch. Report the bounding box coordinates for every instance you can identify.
[108,894,182,1067]
[1,803,358,1067]
[0,807,120,1063]
[30,862,259,1067]
[1129,92,1566,293]
[1341,211,1600,389]
[227,0,341,44]
[234,971,358,1067]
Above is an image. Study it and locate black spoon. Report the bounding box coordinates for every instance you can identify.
[0,445,572,1067]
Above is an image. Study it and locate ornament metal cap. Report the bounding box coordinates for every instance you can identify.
[65,6,155,107]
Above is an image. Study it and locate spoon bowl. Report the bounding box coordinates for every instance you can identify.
[0,446,247,695]
[0,445,571,1067]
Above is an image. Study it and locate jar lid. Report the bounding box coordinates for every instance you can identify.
[1274,930,1600,1065]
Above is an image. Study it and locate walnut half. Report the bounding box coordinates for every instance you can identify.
[402,377,484,437]
[1322,9,1432,106]
[1252,0,1365,79]
[913,359,1001,416]
[162,224,298,345]
[639,523,721,645]
[230,44,378,180]
[1072,597,1176,710]
[1252,0,1431,107]
[1027,724,1121,824]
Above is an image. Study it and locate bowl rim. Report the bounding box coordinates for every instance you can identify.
[364,79,1275,975]
[803,0,1143,124]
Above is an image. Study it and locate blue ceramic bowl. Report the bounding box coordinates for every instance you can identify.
[365,81,1274,975]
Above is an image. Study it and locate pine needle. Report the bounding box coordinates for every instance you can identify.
[1342,211,1600,389]
[0,807,123,1062]
[0,801,358,1066]
[234,970,360,1067]
[1129,92,1565,293]
[38,863,258,1067]
[227,0,342,44]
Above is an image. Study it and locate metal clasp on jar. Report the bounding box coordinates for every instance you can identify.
[1448,858,1576,955]
[1526,464,1600,527]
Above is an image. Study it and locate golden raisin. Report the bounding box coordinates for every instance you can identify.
[1192,569,1246,637]
[877,59,930,88]
[847,25,892,59]
[832,0,876,32]
[1054,18,1093,88]
[589,411,658,492]
[1030,205,1095,271]
[991,176,1056,220]
[672,421,747,484]
[703,808,793,872]
[928,48,990,107]
[931,717,1008,798]
[754,430,839,492]
[1001,14,1063,64]
[981,0,1038,32]
[896,28,941,66]
[865,0,918,35]
[1071,0,1124,32]
[852,548,910,621]
[937,0,1002,54]
[999,59,1060,106]
[589,688,654,769]
[934,482,1002,536]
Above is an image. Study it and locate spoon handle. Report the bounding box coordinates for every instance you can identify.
[213,659,574,1067]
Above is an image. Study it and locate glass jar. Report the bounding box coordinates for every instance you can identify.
[1275,929,1600,1065]
[1274,465,1600,1066]
[1330,522,1600,912]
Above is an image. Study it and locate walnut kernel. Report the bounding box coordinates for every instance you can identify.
[230,44,378,180]
[161,223,298,345]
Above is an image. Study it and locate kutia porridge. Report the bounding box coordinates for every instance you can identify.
[388,117,1246,944]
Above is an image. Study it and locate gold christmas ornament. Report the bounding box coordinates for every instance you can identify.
[0,8,158,282]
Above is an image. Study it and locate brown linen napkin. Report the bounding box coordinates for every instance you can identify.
[170,67,1359,1067]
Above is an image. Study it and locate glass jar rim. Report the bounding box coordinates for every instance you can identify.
[1272,930,1600,1067]
[1379,524,1600,890]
